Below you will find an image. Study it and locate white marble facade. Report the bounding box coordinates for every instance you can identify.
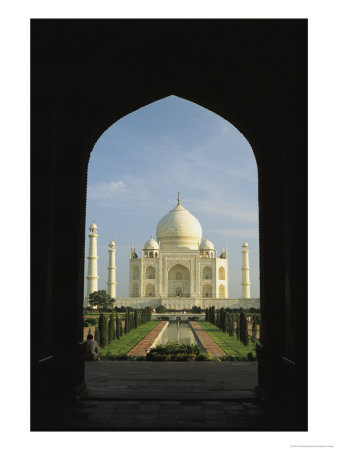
[129,194,230,300]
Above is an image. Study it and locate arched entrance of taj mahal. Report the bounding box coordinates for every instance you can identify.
[167,264,190,297]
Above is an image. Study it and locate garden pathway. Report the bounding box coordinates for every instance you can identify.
[189,321,226,357]
[127,321,168,357]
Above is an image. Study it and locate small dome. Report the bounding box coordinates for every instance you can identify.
[109,240,116,246]
[200,237,214,250]
[242,241,249,247]
[144,236,159,250]
[89,221,98,230]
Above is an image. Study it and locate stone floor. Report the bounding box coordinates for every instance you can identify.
[34,361,301,431]
[85,360,257,400]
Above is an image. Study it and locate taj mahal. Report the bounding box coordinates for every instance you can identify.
[85,194,260,310]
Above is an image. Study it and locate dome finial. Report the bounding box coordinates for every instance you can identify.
[177,191,181,205]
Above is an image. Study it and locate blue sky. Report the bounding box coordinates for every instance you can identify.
[85,95,259,298]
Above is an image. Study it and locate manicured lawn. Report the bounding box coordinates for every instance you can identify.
[199,322,257,357]
[99,321,158,357]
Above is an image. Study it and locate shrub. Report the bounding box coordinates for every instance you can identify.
[195,353,213,361]
[83,320,90,327]
[191,306,201,314]
[155,305,166,313]
[146,342,201,361]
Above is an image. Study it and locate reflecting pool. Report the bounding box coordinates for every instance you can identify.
[158,322,198,346]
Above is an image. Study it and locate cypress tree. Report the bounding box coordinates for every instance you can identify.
[219,308,223,331]
[95,326,100,344]
[243,314,249,346]
[124,310,129,334]
[239,312,244,342]
[108,312,115,343]
[251,316,257,340]
[211,306,215,324]
[130,308,133,329]
[116,313,120,340]
[134,310,138,329]
[124,314,128,335]
[236,314,240,339]
[205,308,209,322]
[99,313,108,348]
[239,312,249,345]
[120,319,124,337]
[229,313,234,336]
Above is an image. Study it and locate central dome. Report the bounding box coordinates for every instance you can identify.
[156,195,202,250]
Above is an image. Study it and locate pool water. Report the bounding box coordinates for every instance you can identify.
[158,322,198,346]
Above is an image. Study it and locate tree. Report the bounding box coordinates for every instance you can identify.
[95,326,100,343]
[239,312,249,346]
[236,314,240,339]
[124,309,129,334]
[210,306,215,324]
[116,313,120,340]
[155,305,166,313]
[108,312,115,343]
[251,316,257,341]
[205,308,209,322]
[98,313,108,348]
[88,290,115,311]
[229,313,234,337]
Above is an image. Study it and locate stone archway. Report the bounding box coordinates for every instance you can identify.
[167,264,190,297]
[145,284,155,297]
[31,20,308,430]
[203,284,212,298]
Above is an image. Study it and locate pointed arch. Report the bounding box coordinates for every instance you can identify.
[203,266,212,280]
[146,266,155,279]
[133,266,139,280]
[145,284,155,297]
[203,284,212,298]
[132,283,139,297]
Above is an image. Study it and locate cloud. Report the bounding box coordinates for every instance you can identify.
[87,180,128,200]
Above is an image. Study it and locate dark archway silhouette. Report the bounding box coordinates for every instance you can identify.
[31,19,307,431]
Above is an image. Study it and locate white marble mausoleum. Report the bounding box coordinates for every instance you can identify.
[85,194,260,310]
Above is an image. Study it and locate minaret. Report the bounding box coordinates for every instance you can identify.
[107,240,116,298]
[86,222,99,303]
[241,241,251,298]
